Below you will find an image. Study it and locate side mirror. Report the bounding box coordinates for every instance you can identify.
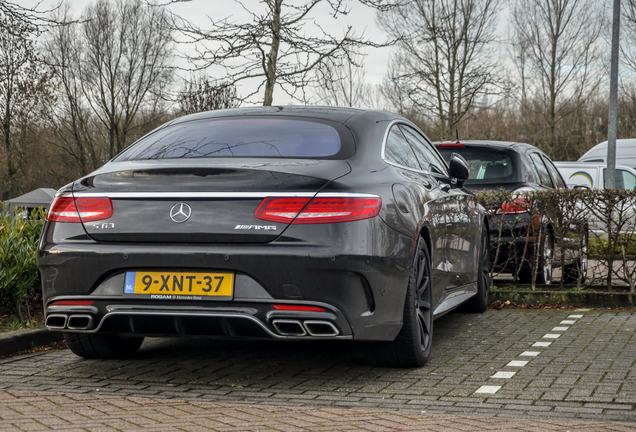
[449,152,469,187]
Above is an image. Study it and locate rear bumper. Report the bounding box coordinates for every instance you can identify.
[38,219,415,341]
[45,301,352,340]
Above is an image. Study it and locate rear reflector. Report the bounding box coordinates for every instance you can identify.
[256,196,381,224]
[47,196,113,223]
[437,142,465,148]
[50,300,95,306]
[272,304,327,312]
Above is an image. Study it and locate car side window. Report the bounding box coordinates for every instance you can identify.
[524,158,538,183]
[384,126,421,171]
[529,153,554,188]
[542,156,567,189]
[620,170,636,190]
[604,169,636,190]
[398,125,447,175]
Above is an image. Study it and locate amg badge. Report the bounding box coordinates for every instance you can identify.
[234,225,277,231]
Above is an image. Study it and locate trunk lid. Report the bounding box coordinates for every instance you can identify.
[72,159,351,243]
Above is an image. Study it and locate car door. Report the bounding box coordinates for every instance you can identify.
[383,125,450,294]
[398,125,477,289]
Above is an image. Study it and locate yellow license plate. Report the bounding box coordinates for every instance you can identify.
[124,271,234,297]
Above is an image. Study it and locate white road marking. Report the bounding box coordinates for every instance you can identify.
[533,341,552,347]
[543,334,561,339]
[474,312,585,396]
[506,360,529,367]
[574,309,590,312]
[491,371,516,379]
[476,385,501,394]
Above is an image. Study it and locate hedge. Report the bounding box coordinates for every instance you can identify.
[0,204,45,320]
[475,188,636,292]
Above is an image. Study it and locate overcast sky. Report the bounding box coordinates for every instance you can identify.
[19,0,393,105]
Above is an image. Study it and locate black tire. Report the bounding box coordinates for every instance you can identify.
[517,268,533,284]
[64,333,144,359]
[461,223,490,313]
[536,231,553,285]
[366,237,433,368]
[563,230,588,284]
[518,230,554,285]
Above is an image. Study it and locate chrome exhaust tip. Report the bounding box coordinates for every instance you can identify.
[303,320,339,337]
[67,314,94,330]
[46,314,68,329]
[272,319,307,336]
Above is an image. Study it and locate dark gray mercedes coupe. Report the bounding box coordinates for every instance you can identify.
[37,106,489,367]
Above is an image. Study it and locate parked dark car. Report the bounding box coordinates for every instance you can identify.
[434,140,587,284]
[38,106,489,368]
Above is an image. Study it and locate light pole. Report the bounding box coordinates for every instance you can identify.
[607,0,621,189]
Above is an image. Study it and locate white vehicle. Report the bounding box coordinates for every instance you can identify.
[554,162,636,190]
[578,139,636,169]
[555,162,636,238]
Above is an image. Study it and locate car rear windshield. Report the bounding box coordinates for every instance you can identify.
[437,147,523,184]
[116,118,349,161]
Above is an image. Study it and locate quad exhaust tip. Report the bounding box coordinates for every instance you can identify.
[46,314,94,330]
[272,319,340,337]
[46,314,68,329]
[67,314,93,330]
[303,320,339,337]
[272,319,307,336]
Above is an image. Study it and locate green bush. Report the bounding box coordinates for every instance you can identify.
[589,235,636,256]
[0,204,45,319]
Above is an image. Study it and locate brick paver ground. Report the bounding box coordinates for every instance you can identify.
[0,390,634,431]
[0,308,635,430]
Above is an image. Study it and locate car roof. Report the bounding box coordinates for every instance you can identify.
[434,140,539,151]
[579,139,636,160]
[435,141,553,161]
[167,105,373,126]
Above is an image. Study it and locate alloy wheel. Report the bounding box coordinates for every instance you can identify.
[542,233,553,284]
[414,248,432,352]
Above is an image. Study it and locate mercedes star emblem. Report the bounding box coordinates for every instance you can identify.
[169,203,192,223]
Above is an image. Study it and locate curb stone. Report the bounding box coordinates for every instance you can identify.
[490,289,634,308]
[0,327,64,357]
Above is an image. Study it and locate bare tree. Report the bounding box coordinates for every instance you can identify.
[377,0,502,139]
[0,1,59,37]
[177,74,240,115]
[314,53,373,108]
[511,0,606,159]
[622,0,636,72]
[44,0,174,176]
[0,9,54,200]
[617,0,636,142]
[171,0,391,106]
[43,4,98,176]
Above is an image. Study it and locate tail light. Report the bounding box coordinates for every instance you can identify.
[497,187,535,214]
[47,196,113,222]
[255,195,381,224]
[272,304,327,312]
